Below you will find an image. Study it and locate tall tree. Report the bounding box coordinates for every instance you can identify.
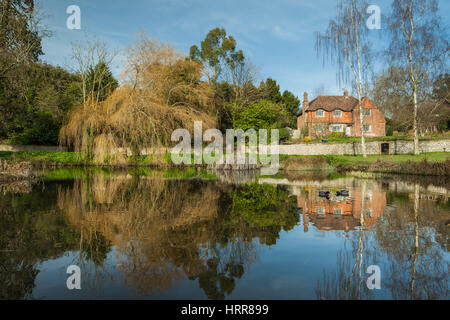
[316,0,372,157]
[190,27,244,86]
[281,90,300,127]
[190,28,249,131]
[258,78,282,103]
[432,73,449,103]
[0,0,47,73]
[71,37,117,105]
[387,0,449,154]
[86,62,118,103]
[371,66,413,132]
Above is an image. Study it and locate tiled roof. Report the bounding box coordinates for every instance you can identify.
[306,96,360,112]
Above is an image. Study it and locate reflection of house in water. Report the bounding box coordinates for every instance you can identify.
[297,186,386,232]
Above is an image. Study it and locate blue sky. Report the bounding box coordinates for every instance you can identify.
[40,0,449,99]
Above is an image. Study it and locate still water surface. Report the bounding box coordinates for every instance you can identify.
[1,169,448,299]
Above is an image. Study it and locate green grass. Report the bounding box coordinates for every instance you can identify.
[2,150,449,175]
[0,151,85,164]
[39,167,114,180]
[279,152,449,176]
[323,152,449,166]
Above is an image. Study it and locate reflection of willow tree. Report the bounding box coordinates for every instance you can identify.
[57,176,299,299]
[0,183,81,299]
[375,185,449,300]
[315,180,377,300]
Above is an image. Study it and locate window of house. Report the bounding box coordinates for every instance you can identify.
[316,109,325,117]
[362,108,371,116]
[333,207,342,215]
[316,207,325,216]
[330,124,344,132]
[315,124,324,132]
[363,124,372,132]
[364,192,372,202]
[333,110,342,117]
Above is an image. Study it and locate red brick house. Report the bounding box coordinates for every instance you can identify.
[297,91,386,137]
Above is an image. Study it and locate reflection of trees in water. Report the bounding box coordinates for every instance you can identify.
[316,181,449,300]
[375,184,449,300]
[0,182,81,299]
[316,181,377,300]
[57,175,299,298]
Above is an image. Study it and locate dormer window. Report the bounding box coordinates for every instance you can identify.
[333,110,342,117]
[316,109,325,117]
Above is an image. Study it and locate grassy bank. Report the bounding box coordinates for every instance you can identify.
[281,152,450,176]
[1,150,449,176]
[0,151,175,168]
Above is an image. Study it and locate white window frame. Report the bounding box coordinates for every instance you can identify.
[364,192,372,202]
[333,110,342,117]
[333,207,342,215]
[316,109,325,117]
[362,108,371,116]
[315,124,324,132]
[363,124,372,132]
[330,124,344,133]
[316,207,325,216]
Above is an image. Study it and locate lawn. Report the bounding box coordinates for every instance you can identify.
[324,152,450,166]
[0,151,84,164]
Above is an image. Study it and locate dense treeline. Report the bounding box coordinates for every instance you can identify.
[1,1,447,151]
[0,62,82,144]
[0,3,300,149]
[0,0,83,145]
[189,27,300,133]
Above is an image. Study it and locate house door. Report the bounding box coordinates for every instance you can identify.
[346,126,351,136]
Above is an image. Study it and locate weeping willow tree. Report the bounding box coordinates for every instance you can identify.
[60,34,216,163]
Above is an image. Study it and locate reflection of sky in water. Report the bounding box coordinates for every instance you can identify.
[30,226,416,300]
[1,171,448,300]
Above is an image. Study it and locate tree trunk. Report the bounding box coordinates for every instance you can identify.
[410,183,419,299]
[358,99,367,158]
[354,22,367,158]
[412,85,419,155]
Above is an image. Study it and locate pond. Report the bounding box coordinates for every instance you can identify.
[0,168,448,300]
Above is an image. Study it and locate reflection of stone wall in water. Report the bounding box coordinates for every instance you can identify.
[0,179,34,194]
[296,184,386,232]
[209,169,260,184]
[0,161,38,195]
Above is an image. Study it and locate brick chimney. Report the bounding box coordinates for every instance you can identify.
[303,92,309,110]
[344,90,349,98]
